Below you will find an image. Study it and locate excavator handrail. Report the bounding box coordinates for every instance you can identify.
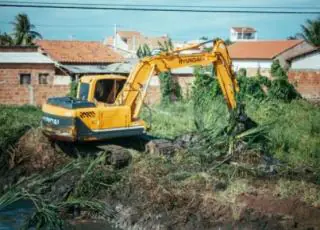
[169,39,214,53]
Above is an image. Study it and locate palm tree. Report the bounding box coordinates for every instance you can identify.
[297,17,320,46]
[0,32,14,45]
[11,13,42,45]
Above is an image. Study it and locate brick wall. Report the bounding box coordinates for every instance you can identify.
[174,75,195,98]
[144,74,195,104]
[0,63,70,105]
[288,70,320,100]
[145,86,161,104]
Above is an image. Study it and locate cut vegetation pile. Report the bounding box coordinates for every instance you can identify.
[0,69,320,229]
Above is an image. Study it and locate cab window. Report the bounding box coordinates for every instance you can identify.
[79,83,89,100]
[94,79,125,104]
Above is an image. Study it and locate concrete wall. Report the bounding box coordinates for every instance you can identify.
[288,70,320,100]
[115,34,129,51]
[291,52,320,70]
[233,60,272,69]
[232,59,272,77]
[0,63,70,105]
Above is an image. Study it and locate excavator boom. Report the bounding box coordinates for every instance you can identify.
[119,39,239,119]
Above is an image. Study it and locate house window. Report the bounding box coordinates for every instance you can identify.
[39,73,49,84]
[20,73,31,85]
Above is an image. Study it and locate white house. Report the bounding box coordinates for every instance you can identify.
[104,31,169,58]
[230,27,257,42]
[290,49,320,70]
[228,40,304,77]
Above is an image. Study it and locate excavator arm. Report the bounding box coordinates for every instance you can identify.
[117,39,239,119]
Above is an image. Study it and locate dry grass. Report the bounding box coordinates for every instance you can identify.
[274,179,320,207]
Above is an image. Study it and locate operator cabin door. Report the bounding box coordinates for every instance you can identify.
[94,79,130,130]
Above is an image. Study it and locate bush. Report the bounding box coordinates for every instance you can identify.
[159,72,182,104]
[271,60,286,79]
[68,80,78,98]
[237,75,266,100]
[0,105,42,153]
[268,78,301,101]
[268,60,301,101]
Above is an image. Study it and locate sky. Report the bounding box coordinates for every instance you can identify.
[0,0,319,42]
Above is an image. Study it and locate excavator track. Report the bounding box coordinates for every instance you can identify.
[50,134,185,168]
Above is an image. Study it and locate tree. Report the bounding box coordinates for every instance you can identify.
[0,32,14,45]
[199,36,208,41]
[296,17,320,46]
[224,39,233,45]
[287,35,298,40]
[158,38,174,52]
[136,44,152,58]
[11,13,42,45]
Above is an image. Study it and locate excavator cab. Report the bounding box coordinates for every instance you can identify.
[41,75,146,142]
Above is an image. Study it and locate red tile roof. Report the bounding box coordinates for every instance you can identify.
[36,40,123,64]
[228,40,303,59]
[232,27,256,33]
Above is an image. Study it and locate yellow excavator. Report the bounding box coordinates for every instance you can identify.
[41,39,239,142]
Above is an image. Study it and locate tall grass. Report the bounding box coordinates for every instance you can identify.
[142,98,320,169]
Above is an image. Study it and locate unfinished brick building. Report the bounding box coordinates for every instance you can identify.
[0,46,69,106]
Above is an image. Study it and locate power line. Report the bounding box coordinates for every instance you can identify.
[0,0,319,10]
[0,3,319,14]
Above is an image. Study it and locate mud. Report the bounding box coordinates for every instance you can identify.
[238,193,320,229]
[1,129,320,230]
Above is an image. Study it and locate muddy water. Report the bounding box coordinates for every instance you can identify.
[0,200,119,230]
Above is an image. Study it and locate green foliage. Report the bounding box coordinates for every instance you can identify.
[236,61,300,102]
[0,13,42,46]
[237,75,266,100]
[199,36,209,40]
[158,38,174,52]
[0,156,115,229]
[297,16,320,46]
[137,44,152,58]
[237,68,247,77]
[268,79,301,101]
[11,13,42,45]
[67,80,78,98]
[224,39,233,45]
[159,71,182,104]
[246,99,320,168]
[271,60,287,79]
[269,60,301,101]
[0,105,42,153]
[0,31,14,45]
[144,99,320,169]
[140,102,196,138]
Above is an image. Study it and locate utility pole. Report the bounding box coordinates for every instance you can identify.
[114,24,117,50]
